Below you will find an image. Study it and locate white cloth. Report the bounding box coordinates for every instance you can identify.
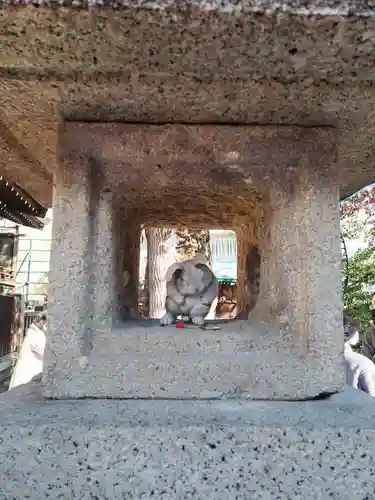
[8,323,46,390]
[344,342,375,397]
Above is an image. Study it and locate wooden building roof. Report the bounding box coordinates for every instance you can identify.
[0,176,47,229]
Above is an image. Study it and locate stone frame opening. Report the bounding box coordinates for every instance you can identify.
[118,226,258,323]
[44,123,343,400]
[114,219,260,325]
[138,228,240,322]
[136,227,258,322]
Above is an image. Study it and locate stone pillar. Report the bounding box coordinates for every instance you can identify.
[249,171,342,355]
[44,131,115,395]
[44,149,92,390]
[91,187,114,330]
[235,225,254,319]
[113,207,141,321]
[246,246,261,313]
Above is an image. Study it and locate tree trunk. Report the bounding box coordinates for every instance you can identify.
[146,228,176,319]
[176,229,212,264]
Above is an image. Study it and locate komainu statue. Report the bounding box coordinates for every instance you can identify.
[160,254,219,327]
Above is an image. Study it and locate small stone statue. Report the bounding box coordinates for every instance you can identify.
[160,254,219,327]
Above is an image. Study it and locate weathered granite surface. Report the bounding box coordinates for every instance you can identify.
[43,123,343,400]
[44,321,345,400]
[0,5,375,203]
[58,123,336,228]
[1,0,375,14]
[1,380,375,499]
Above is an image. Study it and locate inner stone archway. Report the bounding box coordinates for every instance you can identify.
[84,123,265,326]
[119,222,259,324]
[137,227,251,322]
[139,228,238,321]
[44,123,342,400]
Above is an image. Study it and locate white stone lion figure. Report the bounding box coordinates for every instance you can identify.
[160,254,219,327]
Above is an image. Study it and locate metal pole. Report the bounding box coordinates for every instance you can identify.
[25,240,32,307]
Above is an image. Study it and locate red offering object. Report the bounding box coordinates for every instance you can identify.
[176,320,185,329]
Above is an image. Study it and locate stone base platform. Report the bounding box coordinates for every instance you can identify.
[44,320,343,400]
[1,381,375,499]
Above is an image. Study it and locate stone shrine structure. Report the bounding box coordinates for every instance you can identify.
[46,123,341,400]
[1,1,375,497]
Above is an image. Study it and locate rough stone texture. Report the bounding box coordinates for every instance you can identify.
[47,142,92,367]
[1,0,375,15]
[43,123,343,400]
[44,320,344,399]
[249,166,342,351]
[1,5,374,494]
[0,6,375,204]
[113,207,141,320]
[236,225,255,318]
[2,381,375,499]
[58,122,335,229]
[92,186,115,330]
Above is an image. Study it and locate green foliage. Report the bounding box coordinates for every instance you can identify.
[341,185,375,331]
[342,246,375,330]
